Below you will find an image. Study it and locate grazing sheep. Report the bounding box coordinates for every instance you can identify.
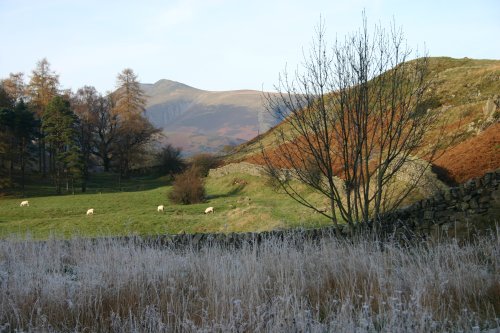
[20,200,29,207]
[204,206,214,214]
[86,208,94,215]
[157,205,164,213]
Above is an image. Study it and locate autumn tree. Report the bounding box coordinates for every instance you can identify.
[263,17,441,228]
[2,72,26,102]
[112,68,158,178]
[0,84,14,109]
[27,58,59,175]
[42,96,80,194]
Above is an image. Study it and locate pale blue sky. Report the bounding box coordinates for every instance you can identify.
[1,0,499,93]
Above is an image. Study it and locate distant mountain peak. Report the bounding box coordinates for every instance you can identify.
[142,79,278,155]
[142,79,200,94]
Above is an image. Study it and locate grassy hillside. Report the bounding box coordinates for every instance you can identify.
[227,57,500,184]
[0,173,330,239]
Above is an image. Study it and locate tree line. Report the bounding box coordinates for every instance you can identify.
[0,59,162,195]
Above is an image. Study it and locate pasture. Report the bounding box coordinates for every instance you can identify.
[0,172,330,239]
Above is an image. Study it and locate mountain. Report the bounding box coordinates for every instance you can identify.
[227,57,500,184]
[142,80,277,155]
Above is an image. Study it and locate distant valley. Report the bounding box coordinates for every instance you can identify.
[142,80,277,155]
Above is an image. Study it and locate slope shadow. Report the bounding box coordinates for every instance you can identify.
[208,184,246,200]
[8,173,169,198]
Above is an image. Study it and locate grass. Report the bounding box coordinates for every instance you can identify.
[0,233,498,332]
[0,172,331,239]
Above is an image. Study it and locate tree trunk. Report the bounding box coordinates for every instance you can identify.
[20,139,25,195]
[103,156,110,172]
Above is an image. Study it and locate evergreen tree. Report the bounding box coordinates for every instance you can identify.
[42,96,80,194]
[0,98,37,193]
[13,100,38,194]
[0,106,15,190]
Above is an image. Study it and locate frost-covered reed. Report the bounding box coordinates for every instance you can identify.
[0,234,498,332]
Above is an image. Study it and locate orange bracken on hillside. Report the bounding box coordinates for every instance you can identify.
[434,123,500,184]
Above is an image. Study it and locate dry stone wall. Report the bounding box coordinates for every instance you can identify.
[374,169,500,240]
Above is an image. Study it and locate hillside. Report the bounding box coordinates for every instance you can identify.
[227,57,500,184]
[142,80,277,155]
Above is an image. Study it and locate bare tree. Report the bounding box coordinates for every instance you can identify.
[262,16,443,228]
[92,94,117,172]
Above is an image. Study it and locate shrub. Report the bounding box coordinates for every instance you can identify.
[189,153,220,177]
[169,166,205,204]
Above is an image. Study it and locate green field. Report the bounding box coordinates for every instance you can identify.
[0,172,331,239]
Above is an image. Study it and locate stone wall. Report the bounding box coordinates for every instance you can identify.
[374,169,500,240]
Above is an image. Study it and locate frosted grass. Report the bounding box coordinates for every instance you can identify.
[0,234,498,332]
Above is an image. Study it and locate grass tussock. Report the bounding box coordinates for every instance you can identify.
[0,235,498,332]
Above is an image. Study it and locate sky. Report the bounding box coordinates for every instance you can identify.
[1,0,499,94]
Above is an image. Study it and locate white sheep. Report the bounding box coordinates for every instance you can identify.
[157,205,164,213]
[20,200,29,207]
[204,206,214,214]
[86,208,94,215]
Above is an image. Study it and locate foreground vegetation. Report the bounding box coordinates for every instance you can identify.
[0,234,498,332]
[0,172,330,239]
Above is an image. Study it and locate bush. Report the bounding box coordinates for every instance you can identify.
[189,153,220,177]
[169,166,205,204]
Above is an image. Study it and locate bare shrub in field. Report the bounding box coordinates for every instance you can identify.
[0,234,498,332]
[169,166,206,204]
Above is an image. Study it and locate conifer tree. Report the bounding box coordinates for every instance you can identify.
[112,68,158,178]
[42,96,80,194]
[27,58,59,175]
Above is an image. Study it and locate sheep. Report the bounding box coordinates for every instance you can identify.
[20,200,29,207]
[204,206,214,214]
[157,205,164,213]
[86,208,94,215]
